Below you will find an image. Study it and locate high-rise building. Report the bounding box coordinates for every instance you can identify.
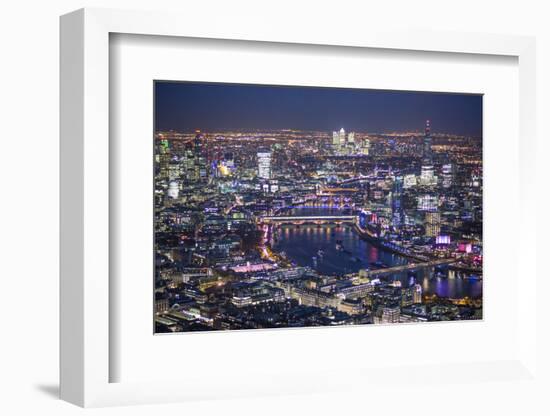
[413,284,422,304]
[157,139,171,179]
[168,160,181,180]
[332,130,340,146]
[194,132,208,182]
[347,131,355,144]
[360,138,370,155]
[401,284,422,307]
[420,164,435,185]
[420,120,436,185]
[423,120,433,163]
[257,149,272,179]
[403,174,417,189]
[391,176,404,227]
[442,163,454,188]
[179,142,196,181]
[425,211,441,237]
[338,128,346,146]
[417,194,438,211]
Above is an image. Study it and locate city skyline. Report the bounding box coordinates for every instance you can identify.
[155,81,483,137]
[154,82,482,333]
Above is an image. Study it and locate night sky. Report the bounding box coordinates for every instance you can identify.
[155,81,482,137]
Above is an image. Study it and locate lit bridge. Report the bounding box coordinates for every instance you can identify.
[365,258,457,278]
[259,215,356,225]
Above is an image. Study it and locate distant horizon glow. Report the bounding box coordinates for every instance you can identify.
[155,81,483,138]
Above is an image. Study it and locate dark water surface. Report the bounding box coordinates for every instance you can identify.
[273,221,481,299]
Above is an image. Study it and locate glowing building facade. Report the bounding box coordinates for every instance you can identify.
[257,149,272,179]
[425,211,441,237]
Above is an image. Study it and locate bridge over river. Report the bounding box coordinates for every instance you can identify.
[365,258,457,278]
[259,215,356,225]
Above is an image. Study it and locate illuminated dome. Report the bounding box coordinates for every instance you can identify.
[167,181,179,199]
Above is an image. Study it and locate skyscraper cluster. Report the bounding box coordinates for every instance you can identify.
[332,128,369,156]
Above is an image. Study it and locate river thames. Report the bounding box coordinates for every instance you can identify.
[272,208,482,299]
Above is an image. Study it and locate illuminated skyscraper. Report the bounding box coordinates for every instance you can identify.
[332,131,340,146]
[157,138,171,179]
[423,120,433,163]
[425,211,441,237]
[420,120,436,185]
[420,164,435,185]
[391,175,404,227]
[182,143,197,181]
[402,284,423,307]
[360,138,370,155]
[347,131,355,144]
[194,131,208,182]
[442,163,454,188]
[413,284,422,304]
[257,149,272,179]
[339,128,346,145]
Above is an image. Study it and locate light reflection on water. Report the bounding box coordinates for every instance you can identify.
[272,223,482,299]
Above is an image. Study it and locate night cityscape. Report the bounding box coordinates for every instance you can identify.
[154,82,483,333]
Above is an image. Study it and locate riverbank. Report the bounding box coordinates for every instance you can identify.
[352,224,430,263]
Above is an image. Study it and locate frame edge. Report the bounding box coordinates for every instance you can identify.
[60,8,85,407]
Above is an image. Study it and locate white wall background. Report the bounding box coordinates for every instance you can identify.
[0,0,547,414]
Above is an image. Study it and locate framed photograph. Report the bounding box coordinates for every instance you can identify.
[60,8,540,408]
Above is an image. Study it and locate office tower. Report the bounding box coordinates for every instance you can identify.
[420,164,435,185]
[403,174,417,189]
[413,284,422,304]
[257,149,272,179]
[442,163,454,188]
[168,160,181,180]
[420,120,436,185]
[339,128,346,146]
[391,175,404,227]
[401,284,422,307]
[425,211,441,237]
[332,131,340,146]
[183,144,197,181]
[360,137,370,155]
[157,139,171,179]
[417,194,438,211]
[332,128,350,155]
[194,132,208,182]
[423,120,433,163]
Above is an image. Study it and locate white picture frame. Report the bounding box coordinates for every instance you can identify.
[60,7,540,408]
